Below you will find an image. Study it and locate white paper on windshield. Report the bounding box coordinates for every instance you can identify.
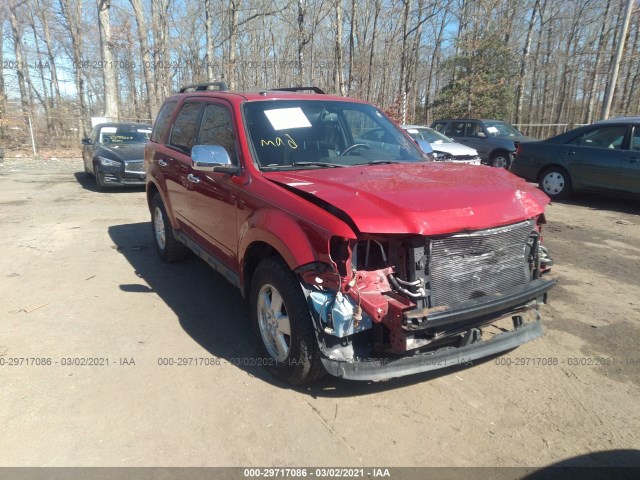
[264,108,312,131]
[406,129,419,134]
[486,126,499,133]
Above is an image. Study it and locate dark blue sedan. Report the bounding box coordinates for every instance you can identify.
[510,118,640,199]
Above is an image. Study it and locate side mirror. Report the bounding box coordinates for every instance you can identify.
[81,138,92,145]
[476,132,486,138]
[191,145,238,174]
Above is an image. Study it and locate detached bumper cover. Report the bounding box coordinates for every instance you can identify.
[321,319,544,381]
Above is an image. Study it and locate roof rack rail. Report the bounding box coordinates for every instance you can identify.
[270,87,325,94]
[178,82,229,93]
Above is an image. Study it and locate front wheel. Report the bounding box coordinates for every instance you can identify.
[150,194,189,262]
[94,163,106,191]
[539,167,572,200]
[490,151,511,169]
[250,257,325,385]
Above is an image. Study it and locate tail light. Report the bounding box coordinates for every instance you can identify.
[515,143,523,156]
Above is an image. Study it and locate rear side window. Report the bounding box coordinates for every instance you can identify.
[632,126,640,151]
[169,102,203,154]
[151,101,177,143]
[568,126,628,149]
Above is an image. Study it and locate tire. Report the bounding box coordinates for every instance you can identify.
[94,163,106,191]
[490,151,511,169]
[250,257,325,385]
[539,166,572,200]
[150,194,189,262]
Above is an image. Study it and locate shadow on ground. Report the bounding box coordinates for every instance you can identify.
[521,449,640,479]
[109,221,503,396]
[551,191,640,216]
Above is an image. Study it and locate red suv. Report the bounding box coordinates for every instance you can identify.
[145,83,555,384]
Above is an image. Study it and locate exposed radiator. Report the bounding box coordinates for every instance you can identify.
[429,220,534,307]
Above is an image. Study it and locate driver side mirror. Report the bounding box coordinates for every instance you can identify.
[191,145,238,174]
[81,138,92,145]
[476,131,486,138]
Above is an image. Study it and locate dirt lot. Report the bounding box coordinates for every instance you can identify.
[1,157,639,470]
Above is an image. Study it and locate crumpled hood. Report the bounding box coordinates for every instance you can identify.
[430,141,479,157]
[263,163,549,235]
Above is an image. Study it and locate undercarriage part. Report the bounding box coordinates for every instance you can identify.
[308,289,372,338]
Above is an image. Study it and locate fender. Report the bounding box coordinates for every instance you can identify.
[238,208,327,272]
[146,169,181,230]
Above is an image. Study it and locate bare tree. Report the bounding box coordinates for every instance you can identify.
[97,0,119,119]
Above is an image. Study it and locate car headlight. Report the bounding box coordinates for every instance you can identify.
[98,156,121,167]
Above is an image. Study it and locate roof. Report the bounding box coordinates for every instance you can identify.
[94,122,152,128]
[596,116,640,124]
[166,84,367,104]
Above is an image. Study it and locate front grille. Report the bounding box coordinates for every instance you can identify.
[124,160,144,173]
[429,220,533,307]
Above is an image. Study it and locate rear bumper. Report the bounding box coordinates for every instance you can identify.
[321,318,544,381]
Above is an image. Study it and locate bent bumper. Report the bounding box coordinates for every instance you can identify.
[321,318,544,381]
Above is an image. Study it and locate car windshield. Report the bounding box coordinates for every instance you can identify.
[244,100,425,170]
[99,126,151,145]
[482,121,523,137]
[405,127,453,144]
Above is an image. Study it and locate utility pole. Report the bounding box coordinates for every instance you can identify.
[600,0,634,120]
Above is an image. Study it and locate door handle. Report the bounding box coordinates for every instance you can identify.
[187,173,201,184]
[157,159,168,167]
[629,157,639,163]
[567,150,576,155]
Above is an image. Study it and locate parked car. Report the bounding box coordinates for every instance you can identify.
[511,117,640,199]
[402,125,481,165]
[356,126,436,159]
[146,83,555,385]
[431,118,537,168]
[82,122,151,190]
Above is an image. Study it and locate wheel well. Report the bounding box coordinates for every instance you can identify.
[147,183,160,211]
[490,149,509,159]
[243,241,280,297]
[538,164,570,183]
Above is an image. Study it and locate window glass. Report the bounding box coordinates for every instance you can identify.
[198,104,237,163]
[632,127,640,151]
[466,123,484,137]
[243,100,424,169]
[568,126,627,149]
[445,122,466,137]
[432,122,446,133]
[151,101,177,143]
[169,102,202,153]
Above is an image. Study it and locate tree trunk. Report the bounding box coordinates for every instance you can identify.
[130,0,156,119]
[59,0,89,137]
[334,0,345,95]
[515,0,540,125]
[366,0,380,102]
[97,0,119,119]
[8,3,32,131]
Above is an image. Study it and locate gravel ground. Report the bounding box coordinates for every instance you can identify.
[1,157,639,472]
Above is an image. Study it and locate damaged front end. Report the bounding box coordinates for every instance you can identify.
[296,218,556,381]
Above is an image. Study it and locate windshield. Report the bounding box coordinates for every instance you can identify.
[98,126,151,144]
[482,121,523,137]
[404,127,453,144]
[244,100,425,170]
